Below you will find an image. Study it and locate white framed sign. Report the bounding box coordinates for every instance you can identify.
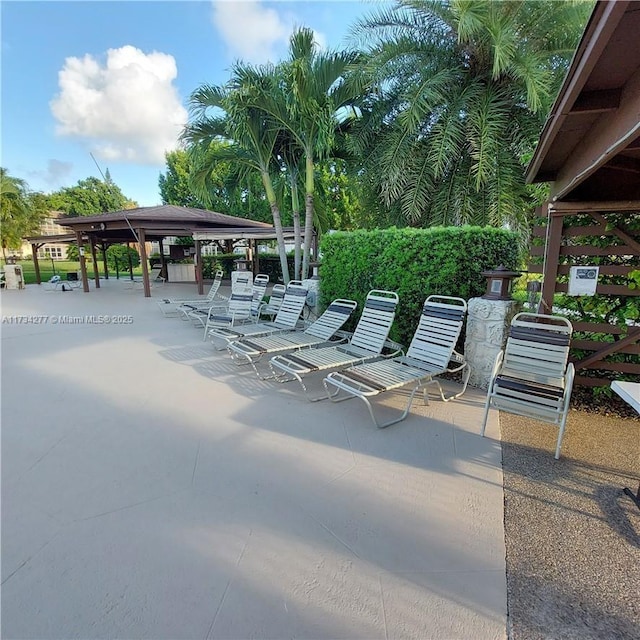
[568,266,599,296]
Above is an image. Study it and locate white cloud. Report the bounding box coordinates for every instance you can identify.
[50,45,188,165]
[211,0,326,64]
[212,0,291,63]
[28,159,73,187]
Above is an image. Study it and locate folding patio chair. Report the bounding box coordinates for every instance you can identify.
[480,312,574,459]
[269,290,401,401]
[156,271,224,317]
[227,298,358,378]
[191,274,269,337]
[323,296,470,428]
[208,280,308,350]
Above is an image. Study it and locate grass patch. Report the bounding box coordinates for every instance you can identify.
[1,260,143,285]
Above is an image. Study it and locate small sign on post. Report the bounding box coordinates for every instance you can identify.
[568,266,599,296]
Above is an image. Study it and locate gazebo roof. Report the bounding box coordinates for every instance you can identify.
[525,0,640,201]
[59,204,272,241]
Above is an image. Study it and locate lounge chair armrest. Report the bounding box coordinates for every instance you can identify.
[382,338,404,357]
[446,350,468,374]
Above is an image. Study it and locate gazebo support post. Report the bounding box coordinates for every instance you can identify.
[159,238,167,283]
[76,231,90,293]
[539,204,563,314]
[101,244,109,279]
[127,243,134,280]
[138,229,151,297]
[249,239,257,276]
[90,236,100,288]
[31,243,42,284]
[195,239,203,295]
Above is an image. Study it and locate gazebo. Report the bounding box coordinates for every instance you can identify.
[36,205,292,297]
[525,0,639,389]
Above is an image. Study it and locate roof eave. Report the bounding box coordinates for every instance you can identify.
[525,0,630,185]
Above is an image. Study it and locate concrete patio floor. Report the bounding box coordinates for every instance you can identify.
[1,280,506,640]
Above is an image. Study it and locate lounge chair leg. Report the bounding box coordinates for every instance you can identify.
[555,410,570,459]
[370,385,422,429]
[480,393,493,437]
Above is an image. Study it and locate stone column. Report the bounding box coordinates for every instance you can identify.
[464,297,519,389]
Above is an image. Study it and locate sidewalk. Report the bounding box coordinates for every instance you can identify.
[1,281,507,639]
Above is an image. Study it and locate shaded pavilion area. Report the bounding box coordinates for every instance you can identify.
[27,205,292,297]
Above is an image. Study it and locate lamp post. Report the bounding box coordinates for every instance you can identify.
[481,265,522,301]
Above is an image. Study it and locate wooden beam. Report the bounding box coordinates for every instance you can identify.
[603,156,640,174]
[551,65,640,200]
[76,231,90,293]
[569,88,622,114]
[551,200,640,212]
[588,211,640,253]
[127,243,134,280]
[138,229,151,298]
[101,244,109,279]
[539,204,562,314]
[89,236,100,288]
[158,238,166,283]
[194,239,203,295]
[571,328,640,371]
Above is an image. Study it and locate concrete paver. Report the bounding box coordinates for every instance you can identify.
[1,281,506,639]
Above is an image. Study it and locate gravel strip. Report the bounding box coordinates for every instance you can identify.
[501,410,640,639]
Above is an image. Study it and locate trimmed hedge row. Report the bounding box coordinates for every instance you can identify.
[319,226,521,346]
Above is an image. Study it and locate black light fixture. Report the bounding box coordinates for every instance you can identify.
[481,265,522,301]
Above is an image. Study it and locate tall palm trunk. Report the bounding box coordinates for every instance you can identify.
[290,177,302,280]
[261,171,290,284]
[301,154,315,280]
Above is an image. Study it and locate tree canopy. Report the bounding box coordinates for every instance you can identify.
[0,168,48,260]
[47,176,137,216]
[347,0,591,233]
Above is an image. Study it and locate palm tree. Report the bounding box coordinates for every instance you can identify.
[0,168,46,261]
[183,67,292,283]
[350,0,591,234]
[258,28,364,279]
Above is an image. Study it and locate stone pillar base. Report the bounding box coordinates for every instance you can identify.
[464,298,519,390]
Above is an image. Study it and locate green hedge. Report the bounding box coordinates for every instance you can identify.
[319,226,521,346]
[150,253,295,282]
[200,253,295,282]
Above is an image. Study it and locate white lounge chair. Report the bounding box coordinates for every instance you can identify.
[195,289,255,340]
[156,271,224,317]
[208,280,308,350]
[191,274,269,337]
[269,290,401,401]
[324,296,470,428]
[227,298,358,378]
[257,284,286,320]
[149,266,166,284]
[480,312,574,459]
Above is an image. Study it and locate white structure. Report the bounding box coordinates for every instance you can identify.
[463,297,519,389]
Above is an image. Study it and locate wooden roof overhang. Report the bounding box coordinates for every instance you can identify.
[39,205,282,296]
[525,0,640,202]
[24,233,87,246]
[59,204,273,243]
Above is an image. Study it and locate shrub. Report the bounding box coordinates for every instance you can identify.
[319,226,521,345]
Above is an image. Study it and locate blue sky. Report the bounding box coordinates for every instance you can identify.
[2,0,383,207]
